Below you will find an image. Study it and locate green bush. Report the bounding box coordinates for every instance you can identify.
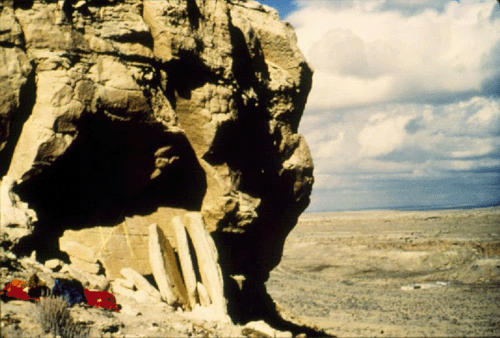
[37,295,89,338]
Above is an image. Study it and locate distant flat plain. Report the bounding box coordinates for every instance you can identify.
[266,207,500,337]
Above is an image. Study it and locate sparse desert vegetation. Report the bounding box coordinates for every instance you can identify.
[267,206,500,337]
[37,295,89,338]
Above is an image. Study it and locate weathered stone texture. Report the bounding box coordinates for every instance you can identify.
[0,0,313,320]
[149,222,189,307]
[185,213,227,316]
[171,216,198,307]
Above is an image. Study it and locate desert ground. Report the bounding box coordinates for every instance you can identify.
[2,207,499,337]
[266,206,500,337]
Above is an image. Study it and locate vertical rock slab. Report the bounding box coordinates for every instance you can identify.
[185,213,226,316]
[172,216,198,308]
[148,223,189,308]
[197,282,211,307]
[148,224,177,305]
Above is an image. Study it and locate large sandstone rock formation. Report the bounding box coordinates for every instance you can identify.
[0,0,313,321]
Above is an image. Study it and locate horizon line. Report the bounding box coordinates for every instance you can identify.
[303,202,500,214]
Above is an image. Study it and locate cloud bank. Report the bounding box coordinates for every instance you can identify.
[287,0,500,211]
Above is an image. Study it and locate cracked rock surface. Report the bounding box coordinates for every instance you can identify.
[0,0,313,323]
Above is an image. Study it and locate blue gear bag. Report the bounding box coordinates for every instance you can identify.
[52,278,86,305]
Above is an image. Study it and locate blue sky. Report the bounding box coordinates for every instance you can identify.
[256,0,298,18]
[257,0,500,212]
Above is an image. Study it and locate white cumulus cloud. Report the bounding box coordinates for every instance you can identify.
[290,0,500,110]
[288,0,500,211]
[358,115,413,157]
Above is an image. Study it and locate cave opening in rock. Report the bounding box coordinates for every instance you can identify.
[13,112,207,263]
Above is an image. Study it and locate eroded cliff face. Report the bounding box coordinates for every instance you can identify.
[0,0,313,320]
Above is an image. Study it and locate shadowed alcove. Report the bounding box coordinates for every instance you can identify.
[13,111,207,262]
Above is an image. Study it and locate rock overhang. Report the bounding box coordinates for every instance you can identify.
[0,0,314,322]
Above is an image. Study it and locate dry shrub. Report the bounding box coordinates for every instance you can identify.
[37,295,89,338]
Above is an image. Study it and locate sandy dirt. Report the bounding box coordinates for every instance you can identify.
[266,206,500,337]
[2,207,499,337]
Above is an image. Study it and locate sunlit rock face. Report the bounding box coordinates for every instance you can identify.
[0,0,313,321]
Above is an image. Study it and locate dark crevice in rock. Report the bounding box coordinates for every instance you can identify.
[256,166,312,273]
[207,16,275,177]
[215,206,306,322]
[209,98,279,200]
[0,42,19,48]
[186,0,201,30]
[206,23,275,179]
[164,50,215,101]
[12,111,206,262]
[224,273,265,323]
[13,0,34,10]
[106,30,154,50]
[186,230,202,284]
[214,196,303,280]
[13,222,70,262]
[61,0,75,24]
[75,5,92,19]
[0,61,36,177]
[228,19,269,91]
[98,50,155,64]
[87,0,123,7]
[290,61,314,132]
[0,253,23,271]
[144,274,158,290]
